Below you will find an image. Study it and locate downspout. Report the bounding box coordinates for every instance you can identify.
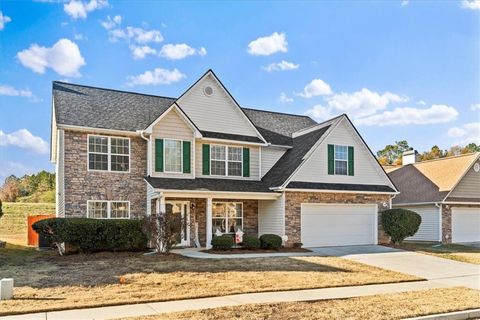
[138,130,150,176]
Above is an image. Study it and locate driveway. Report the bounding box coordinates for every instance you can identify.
[310,245,480,290]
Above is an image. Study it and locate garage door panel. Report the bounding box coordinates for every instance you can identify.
[403,206,440,242]
[452,207,480,243]
[301,204,376,247]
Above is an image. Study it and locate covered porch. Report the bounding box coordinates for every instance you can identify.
[149,188,281,249]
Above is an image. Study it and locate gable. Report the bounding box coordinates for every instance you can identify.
[448,158,480,200]
[291,117,395,188]
[151,107,194,140]
[176,72,262,139]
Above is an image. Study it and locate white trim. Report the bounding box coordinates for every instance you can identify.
[442,153,480,201]
[436,203,442,242]
[57,124,140,136]
[393,201,480,206]
[87,134,131,173]
[165,200,191,246]
[210,144,243,178]
[283,188,398,195]
[259,146,262,178]
[206,197,212,249]
[144,103,202,137]
[192,131,196,179]
[269,144,293,149]
[442,201,480,205]
[200,137,267,147]
[292,116,340,138]
[87,200,131,219]
[156,189,281,200]
[333,144,349,176]
[163,138,183,174]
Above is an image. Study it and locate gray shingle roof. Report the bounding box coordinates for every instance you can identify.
[53,82,176,132]
[287,182,396,193]
[262,125,331,188]
[145,177,272,193]
[388,165,448,204]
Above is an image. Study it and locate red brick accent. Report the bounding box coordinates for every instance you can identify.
[284,192,392,246]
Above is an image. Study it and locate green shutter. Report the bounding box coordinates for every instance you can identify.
[183,141,191,174]
[155,139,164,172]
[327,144,334,175]
[348,146,354,176]
[202,144,210,175]
[243,147,250,177]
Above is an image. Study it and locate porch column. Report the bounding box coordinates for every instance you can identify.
[206,197,212,249]
[159,194,165,214]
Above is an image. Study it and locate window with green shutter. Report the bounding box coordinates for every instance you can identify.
[155,139,164,172]
[328,144,354,176]
[242,147,250,177]
[183,141,191,174]
[348,146,354,176]
[327,144,334,175]
[202,144,210,175]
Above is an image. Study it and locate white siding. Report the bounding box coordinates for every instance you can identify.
[292,118,393,187]
[177,73,260,137]
[195,139,260,180]
[261,146,286,177]
[399,205,441,242]
[55,130,65,217]
[258,193,285,236]
[146,183,156,216]
[449,162,480,199]
[151,108,194,179]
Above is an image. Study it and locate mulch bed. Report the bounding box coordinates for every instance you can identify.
[201,247,311,254]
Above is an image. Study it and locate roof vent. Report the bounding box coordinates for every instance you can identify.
[203,86,213,96]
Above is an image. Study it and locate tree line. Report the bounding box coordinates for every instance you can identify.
[0,171,55,202]
[376,142,480,165]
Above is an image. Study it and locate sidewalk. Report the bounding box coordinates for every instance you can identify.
[0,280,450,320]
[171,247,320,259]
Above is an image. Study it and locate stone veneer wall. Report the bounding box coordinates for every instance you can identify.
[441,203,480,243]
[284,192,392,246]
[63,130,147,218]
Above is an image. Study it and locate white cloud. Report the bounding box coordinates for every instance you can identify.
[296,79,333,98]
[126,68,185,86]
[0,129,48,154]
[158,43,207,60]
[247,32,288,56]
[108,26,163,44]
[461,0,480,10]
[279,92,293,103]
[130,45,157,60]
[354,104,459,126]
[401,0,409,6]
[74,33,84,40]
[100,15,121,30]
[305,105,333,121]
[0,11,11,30]
[263,60,299,72]
[64,0,108,19]
[17,38,86,77]
[417,100,427,106]
[447,122,480,144]
[471,103,480,111]
[0,85,34,98]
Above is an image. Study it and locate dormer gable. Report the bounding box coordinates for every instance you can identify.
[176,70,266,142]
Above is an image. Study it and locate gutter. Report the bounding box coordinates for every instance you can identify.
[138,130,151,176]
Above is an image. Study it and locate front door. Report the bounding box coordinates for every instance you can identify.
[165,201,190,246]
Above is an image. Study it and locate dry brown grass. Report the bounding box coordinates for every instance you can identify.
[0,244,420,316]
[128,287,480,320]
[397,242,480,265]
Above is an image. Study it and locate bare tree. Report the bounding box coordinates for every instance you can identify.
[144,211,184,254]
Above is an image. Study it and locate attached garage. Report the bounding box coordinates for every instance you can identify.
[452,207,480,243]
[403,205,441,242]
[300,204,377,247]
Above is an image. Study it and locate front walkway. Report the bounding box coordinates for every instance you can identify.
[0,280,450,320]
[171,247,320,259]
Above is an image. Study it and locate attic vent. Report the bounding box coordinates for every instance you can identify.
[203,86,213,96]
[474,163,480,172]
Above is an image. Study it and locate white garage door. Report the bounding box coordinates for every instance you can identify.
[452,207,480,243]
[301,204,377,247]
[404,205,441,242]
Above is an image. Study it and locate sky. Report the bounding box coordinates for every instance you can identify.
[0,0,479,182]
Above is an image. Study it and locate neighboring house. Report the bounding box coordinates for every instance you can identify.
[387,150,480,243]
[51,69,397,248]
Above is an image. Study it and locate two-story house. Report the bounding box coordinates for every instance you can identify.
[51,69,397,248]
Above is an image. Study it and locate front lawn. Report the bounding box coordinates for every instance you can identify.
[397,242,480,265]
[0,244,420,316]
[123,287,480,320]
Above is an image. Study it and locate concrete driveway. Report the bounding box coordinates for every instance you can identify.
[310,245,480,290]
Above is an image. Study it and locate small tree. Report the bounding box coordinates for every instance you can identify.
[0,200,3,220]
[145,211,184,254]
[381,208,421,245]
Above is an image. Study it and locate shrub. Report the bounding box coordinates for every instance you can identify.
[241,235,260,249]
[292,242,303,249]
[32,218,148,254]
[381,208,422,244]
[259,234,282,250]
[211,235,233,250]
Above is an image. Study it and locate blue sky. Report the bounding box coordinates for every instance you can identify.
[0,0,479,181]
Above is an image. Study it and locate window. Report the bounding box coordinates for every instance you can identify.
[164,139,182,173]
[212,202,243,235]
[88,135,130,172]
[210,145,242,177]
[88,200,130,219]
[334,145,348,175]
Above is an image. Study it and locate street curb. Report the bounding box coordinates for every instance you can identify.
[405,308,480,320]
